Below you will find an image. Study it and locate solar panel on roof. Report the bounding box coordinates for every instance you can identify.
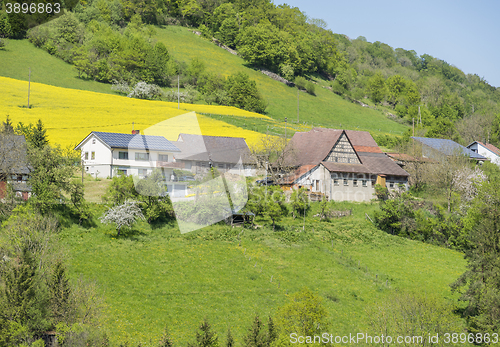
[93,132,180,152]
[411,137,486,160]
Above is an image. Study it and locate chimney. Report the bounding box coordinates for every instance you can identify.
[132,130,140,135]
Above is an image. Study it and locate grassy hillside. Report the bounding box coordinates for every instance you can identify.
[61,202,466,346]
[156,26,408,135]
[0,33,408,136]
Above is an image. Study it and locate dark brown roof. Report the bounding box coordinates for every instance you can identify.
[173,134,251,164]
[286,128,409,178]
[286,128,383,166]
[357,152,409,176]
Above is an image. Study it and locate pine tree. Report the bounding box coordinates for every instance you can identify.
[225,328,234,347]
[3,247,50,333]
[49,261,72,323]
[31,119,48,149]
[243,315,266,347]
[192,318,218,347]
[159,325,174,347]
[267,316,277,347]
[2,115,14,133]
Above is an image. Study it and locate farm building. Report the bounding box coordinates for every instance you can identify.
[411,137,487,162]
[466,141,500,165]
[282,128,409,202]
[0,135,31,201]
[172,134,254,178]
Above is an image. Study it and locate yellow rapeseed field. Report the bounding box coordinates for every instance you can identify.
[0,77,270,148]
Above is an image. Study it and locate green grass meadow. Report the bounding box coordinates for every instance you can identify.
[155,26,408,135]
[60,201,466,346]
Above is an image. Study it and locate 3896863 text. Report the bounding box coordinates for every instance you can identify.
[5,2,61,14]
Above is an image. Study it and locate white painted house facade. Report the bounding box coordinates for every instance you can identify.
[75,131,181,180]
[467,141,500,166]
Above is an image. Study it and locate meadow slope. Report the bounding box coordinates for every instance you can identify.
[61,202,467,346]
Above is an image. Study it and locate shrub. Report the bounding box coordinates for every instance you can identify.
[111,80,131,95]
[279,64,294,81]
[305,81,315,95]
[127,81,163,100]
[294,76,306,90]
[198,24,211,39]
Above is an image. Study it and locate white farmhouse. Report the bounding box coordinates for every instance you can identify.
[467,141,500,166]
[75,131,181,179]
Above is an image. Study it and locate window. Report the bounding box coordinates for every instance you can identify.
[117,169,127,176]
[135,152,149,161]
[91,151,95,160]
[218,163,225,169]
[343,179,348,186]
[334,179,339,186]
[139,168,148,176]
[84,152,88,160]
[389,181,394,188]
[362,180,367,187]
[158,154,168,162]
[92,139,96,144]
[353,179,358,187]
[119,151,129,160]
[85,166,89,172]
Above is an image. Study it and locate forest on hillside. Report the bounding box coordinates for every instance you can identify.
[1,0,499,145]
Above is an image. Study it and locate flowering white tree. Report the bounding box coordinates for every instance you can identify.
[100,201,144,236]
[452,166,487,203]
[127,81,163,100]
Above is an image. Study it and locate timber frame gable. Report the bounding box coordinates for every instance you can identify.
[323,131,361,164]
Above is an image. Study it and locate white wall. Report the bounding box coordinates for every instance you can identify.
[470,143,500,165]
[79,134,177,179]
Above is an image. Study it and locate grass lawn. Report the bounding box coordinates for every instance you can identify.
[60,201,466,346]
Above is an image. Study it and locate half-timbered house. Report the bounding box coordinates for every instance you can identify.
[283,128,409,202]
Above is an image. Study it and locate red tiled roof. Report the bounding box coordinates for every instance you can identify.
[285,128,409,177]
[477,141,500,155]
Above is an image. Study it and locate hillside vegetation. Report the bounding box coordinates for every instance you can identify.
[61,201,466,345]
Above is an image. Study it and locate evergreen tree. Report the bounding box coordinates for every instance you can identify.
[267,316,277,347]
[31,119,48,149]
[225,328,234,347]
[159,325,175,347]
[2,246,50,334]
[191,318,219,347]
[49,261,72,323]
[243,315,266,347]
[451,179,500,333]
[2,115,14,133]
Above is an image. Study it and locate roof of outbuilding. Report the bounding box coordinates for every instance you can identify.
[75,132,180,152]
[412,137,486,160]
[173,134,251,164]
[467,141,500,156]
[285,128,408,177]
[0,135,30,174]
